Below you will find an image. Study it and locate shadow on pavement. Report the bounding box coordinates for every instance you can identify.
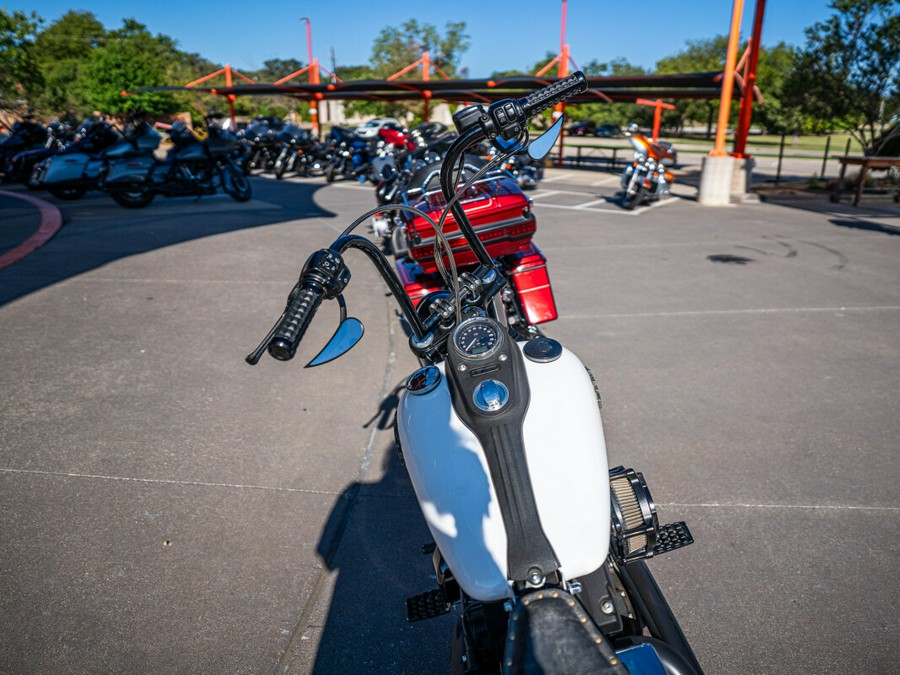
[308,391,455,673]
[0,178,335,307]
[830,217,900,236]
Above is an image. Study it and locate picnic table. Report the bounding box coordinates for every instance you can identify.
[830,155,900,206]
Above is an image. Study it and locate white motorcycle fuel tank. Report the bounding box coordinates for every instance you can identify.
[397,337,610,601]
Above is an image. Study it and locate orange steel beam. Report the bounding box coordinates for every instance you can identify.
[636,98,676,140]
[710,0,745,156]
[186,64,256,128]
[733,0,766,158]
[387,51,451,121]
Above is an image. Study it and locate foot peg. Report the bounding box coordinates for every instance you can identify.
[653,521,694,556]
[405,589,450,622]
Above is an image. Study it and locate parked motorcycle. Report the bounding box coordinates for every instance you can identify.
[272,124,326,179]
[247,72,702,674]
[239,115,284,174]
[102,116,250,208]
[385,156,554,337]
[487,144,544,190]
[0,116,47,180]
[5,120,73,185]
[325,126,383,183]
[619,123,676,210]
[30,117,159,200]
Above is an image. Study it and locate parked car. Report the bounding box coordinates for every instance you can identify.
[566,120,596,136]
[595,123,622,138]
[355,118,404,138]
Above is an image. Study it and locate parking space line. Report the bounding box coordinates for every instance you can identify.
[540,173,575,182]
[590,176,620,186]
[574,199,607,209]
[529,190,561,199]
[560,305,900,320]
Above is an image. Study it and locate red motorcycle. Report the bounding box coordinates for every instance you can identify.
[390,157,557,338]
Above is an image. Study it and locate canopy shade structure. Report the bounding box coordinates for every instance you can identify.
[123,72,749,106]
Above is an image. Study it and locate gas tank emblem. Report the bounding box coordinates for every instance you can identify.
[523,337,563,363]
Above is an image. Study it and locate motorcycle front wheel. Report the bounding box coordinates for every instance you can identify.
[108,186,154,208]
[222,167,252,202]
[621,184,644,211]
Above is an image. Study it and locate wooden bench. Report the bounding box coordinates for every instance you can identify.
[830,155,900,206]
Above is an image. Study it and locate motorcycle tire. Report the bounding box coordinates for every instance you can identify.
[48,186,87,201]
[108,186,155,209]
[223,168,252,202]
[621,185,643,211]
[273,157,287,180]
[325,162,338,183]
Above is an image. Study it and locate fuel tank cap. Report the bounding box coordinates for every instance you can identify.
[473,379,509,412]
[405,366,442,396]
[523,337,563,363]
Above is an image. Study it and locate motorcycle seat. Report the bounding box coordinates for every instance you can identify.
[503,590,629,674]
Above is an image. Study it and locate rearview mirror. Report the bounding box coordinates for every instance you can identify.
[306,317,365,367]
[528,114,564,161]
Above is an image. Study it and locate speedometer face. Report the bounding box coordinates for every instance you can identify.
[453,318,501,359]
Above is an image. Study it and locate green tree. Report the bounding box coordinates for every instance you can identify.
[656,36,731,136]
[568,58,651,129]
[346,19,469,123]
[0,9,42,114]
[82,19,178,119]
[784,0,899,154]
[32,11,105,117]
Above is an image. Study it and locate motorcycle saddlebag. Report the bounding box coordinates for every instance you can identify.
[508,244,558,324]
[403,176,535,273]
[104,156,155,185]
[40,152,90,184]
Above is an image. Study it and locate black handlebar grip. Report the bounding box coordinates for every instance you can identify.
[267,284,324,361]
[520,72,588,118]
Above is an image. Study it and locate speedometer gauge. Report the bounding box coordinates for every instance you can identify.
[452,317,502,359]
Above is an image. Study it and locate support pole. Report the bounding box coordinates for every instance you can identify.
[636,99,676,140]
[711,0,745,157]
[226,64,235,128]
[733,0,766,157]
[310,58,320,136]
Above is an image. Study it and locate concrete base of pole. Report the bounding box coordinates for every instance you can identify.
[730,157,761,204]
[698,155,736,206]
[731,157,754,194]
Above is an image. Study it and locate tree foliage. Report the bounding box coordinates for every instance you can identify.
[0,9,42,112]
[346,19,470,123]
[32,11,104,116]
[82,20,178,118]
[783,0,899,154]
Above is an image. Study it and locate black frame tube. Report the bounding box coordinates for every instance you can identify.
[619,560,704,675]
[439,126,495,268]
[329,234,427,339]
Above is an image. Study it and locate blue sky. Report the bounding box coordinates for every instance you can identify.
[24,1,835,77]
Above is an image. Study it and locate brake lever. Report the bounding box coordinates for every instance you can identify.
[246,314,285,365]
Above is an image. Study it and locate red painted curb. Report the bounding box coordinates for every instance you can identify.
[0,190,64,270]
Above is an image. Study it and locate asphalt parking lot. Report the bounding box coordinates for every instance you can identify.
[1,168,898,674]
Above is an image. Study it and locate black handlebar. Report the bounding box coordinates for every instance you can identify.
[521,72,588,118]
[268,284,325,361]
